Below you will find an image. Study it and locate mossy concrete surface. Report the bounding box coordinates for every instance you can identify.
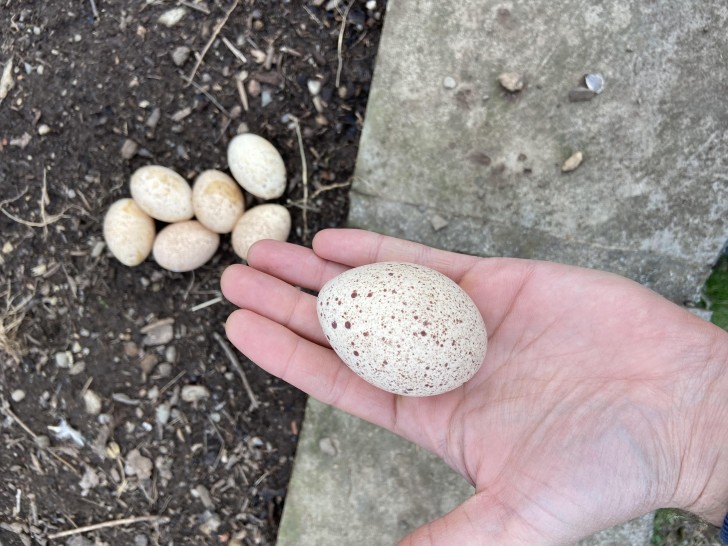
[278,0,728,544]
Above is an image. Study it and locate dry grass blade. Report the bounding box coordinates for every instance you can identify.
[212,332,260,411]
[185,0,240,86]
[290,116,309,243]
[0,283,33,365]
[336,0,355,88]
[47,515,161,540]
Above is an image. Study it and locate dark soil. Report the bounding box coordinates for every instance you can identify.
[0,1,385,544]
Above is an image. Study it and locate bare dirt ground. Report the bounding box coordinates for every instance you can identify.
[0,1,384,544]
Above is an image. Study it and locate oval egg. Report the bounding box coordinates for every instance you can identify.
[227,133,286,200]
[130,165,194,222]
[192,169,245,233]
[317,262,487,396]
[153,220,219,272]
[103,198,156,267]
[231,204,291,260]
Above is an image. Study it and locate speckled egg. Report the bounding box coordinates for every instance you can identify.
[152,220,219,272]
[103,198,156,267]
[231,204,291,261]
[130,165,194,222]
[317,262,487,396]
[192,169,245,233]
[227,133,286,200]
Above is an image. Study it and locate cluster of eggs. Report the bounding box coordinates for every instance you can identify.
[103,134,292,272]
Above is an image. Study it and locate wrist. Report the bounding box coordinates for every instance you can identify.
[672,321,728,525]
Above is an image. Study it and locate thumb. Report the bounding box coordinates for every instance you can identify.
[396,493,551,546]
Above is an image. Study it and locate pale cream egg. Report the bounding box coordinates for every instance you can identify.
[227,134,286,200]
[103,198,155,267]
[152,220,219,272]
[130,165,194,222]
[231,204,291,260]
[192,169,245,234]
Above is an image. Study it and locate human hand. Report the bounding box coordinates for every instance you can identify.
[221,228,728,545]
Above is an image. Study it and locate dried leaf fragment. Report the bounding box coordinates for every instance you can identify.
[0,59,15,102]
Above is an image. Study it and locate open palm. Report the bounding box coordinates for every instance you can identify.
[221,229,728,545]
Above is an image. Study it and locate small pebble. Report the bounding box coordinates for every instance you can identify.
[562,151,584,172]
[37,124,51,135]
[261,89,272,107]
[158,7,187,27]
[156,403,171,426]
[247,79,261,97]
[139,353,159,374]
[55,351,73,368]
[123,341,140,358]
[181,385,210,403]
[121,139,138,159]
[193,484,215,509]
[11,389,26,402]
[124,448,153,480]
[83,389,102,415]
[498,72,524,92]
[142,321,174,346]
[430,214,449,232]
[157,362,173,378]
[585,73,605,94]
[165,345,177,363]
[69,361,86,375]
[307,79,322,96]
[442,76,457,89]
[171,46,191,67]
[319,437,338,456]
[146,107,161,130]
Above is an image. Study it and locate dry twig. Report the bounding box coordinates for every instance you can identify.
[221,36,247,63]
[336,0,355,88]
[179,0,210,14]
[88,0,99,19]
[1,170,66,229]
[212,332,260,411]
[185,0,240,86]
[286,180,352,212]
[47,515,160,540]
[189,296,223,312]
[1,402,80,475]
[290,116,309,242]
[186,78,234,118]
[235,72,249,111]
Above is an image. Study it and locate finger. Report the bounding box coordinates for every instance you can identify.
[397,493,544,546]
[247,239,349,291]
[225,309,398,430]
[220,264,328,345]
[312,228,480,282]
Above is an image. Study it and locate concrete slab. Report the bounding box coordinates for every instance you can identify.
[350,0,728,304]
[278,0,728,544]
[277,399,472,546]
